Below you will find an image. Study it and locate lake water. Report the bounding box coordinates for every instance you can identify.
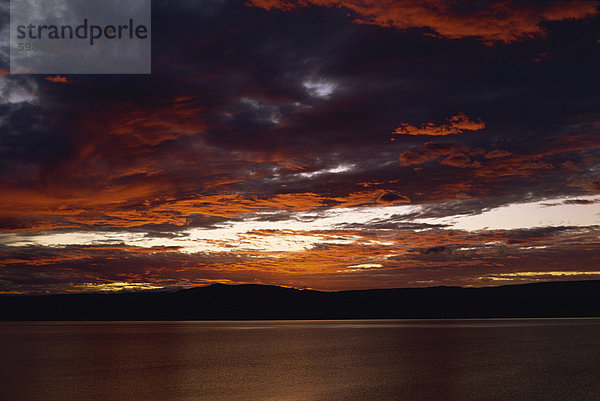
[1,319,599,401]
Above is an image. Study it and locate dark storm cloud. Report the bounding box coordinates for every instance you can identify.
[421,246,449,255]
[6,0,598,207]
[376,191,410,204]
[0,103,71,171]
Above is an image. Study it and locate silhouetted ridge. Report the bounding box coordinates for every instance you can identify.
[1,280,599,320]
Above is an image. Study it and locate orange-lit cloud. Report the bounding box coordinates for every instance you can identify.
[475,156,554,178]
[440,152,481,168]
[74,97,206,149]
[3,224,598,292]
[397,129,599,180]
[393,113,485,136]
[248,0,599,43]
[2,1,599,295]
[0,185,397,232]
[485,150,513,159]
[44,75,73,84]
[399,142,469,166]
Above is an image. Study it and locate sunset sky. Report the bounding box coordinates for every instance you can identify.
[0,0,599,294]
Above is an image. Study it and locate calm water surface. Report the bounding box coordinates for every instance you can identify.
[1,319,599,401]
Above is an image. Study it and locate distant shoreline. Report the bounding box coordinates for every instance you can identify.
[1,280,599,321]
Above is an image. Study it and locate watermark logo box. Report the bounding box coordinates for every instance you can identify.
[10,0,150,74]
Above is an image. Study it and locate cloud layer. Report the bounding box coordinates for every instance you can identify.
[0,0,599,293]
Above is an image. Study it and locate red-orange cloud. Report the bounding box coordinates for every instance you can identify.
[0,186,398,232]
[4,226,599,292]
[44,75,73,84]
[399,142,469,166]
[248,0,599,43]
[485,149,513,159]
[394,113,485,136]
[440,152,480,168]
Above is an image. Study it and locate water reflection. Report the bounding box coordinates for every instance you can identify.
[1,319,599,401]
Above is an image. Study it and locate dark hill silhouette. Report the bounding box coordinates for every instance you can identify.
[1,280,599,320]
